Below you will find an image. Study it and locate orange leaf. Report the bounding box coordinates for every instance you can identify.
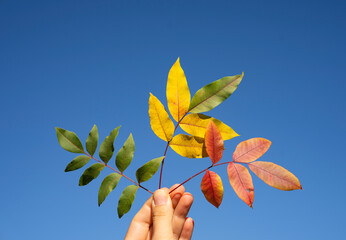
[201,170,224,208]
[205,121,224,164]
[233,138,271,163]
[227,162,254,208]
[248,161,302,190]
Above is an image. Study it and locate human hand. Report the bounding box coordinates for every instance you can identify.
[125,184,194,240]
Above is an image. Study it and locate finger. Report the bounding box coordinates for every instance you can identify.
[172,192,193,239]
[170,184,186,209]
[152,188,174,240]
[179,217,194,240]
[125,196,153,240]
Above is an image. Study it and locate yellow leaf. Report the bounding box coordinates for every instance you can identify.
[169,134,208,158]
[149,93,175,142]
[180,113,239,140]
[166,58,191,122]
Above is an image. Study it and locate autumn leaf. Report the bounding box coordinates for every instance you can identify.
[189,73,244,113]
[227,162,254,207]
[205,121,224,164]
[180,113,238,140]
[169,134,208,158]
[201,170,224,208]
[249,161,302,190]
[233,138,271,163]
[149,93,175,141]
[166,58,191,122]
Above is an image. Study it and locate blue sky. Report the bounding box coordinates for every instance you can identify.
[1,0,345,239]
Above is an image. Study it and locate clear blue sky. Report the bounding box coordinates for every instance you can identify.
[1,0,345,239]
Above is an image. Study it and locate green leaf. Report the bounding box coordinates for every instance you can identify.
[86,125,98,156]
[79,163,105,186]
[98,173,122,206]
[136,157,164,184]
[116,133,135,172]
[117,185,139,218]
[189,73,244,113]
[56,127,84,153]
[65,155,91,172]
[99,126,121,164]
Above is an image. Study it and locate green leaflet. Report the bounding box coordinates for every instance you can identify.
[79,163,105,186]
[99,126,121,164]
[136,157,164,183]
[86,125,98,156]
[189,73,244,113]
[65,155,91,172]
[56,127,84,153]
[118,185,139,218]
[98,173,122,206]
[116,133,135,172]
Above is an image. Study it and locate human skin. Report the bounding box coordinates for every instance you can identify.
[125,184,194,240]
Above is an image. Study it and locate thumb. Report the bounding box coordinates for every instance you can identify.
[152,188,174,240]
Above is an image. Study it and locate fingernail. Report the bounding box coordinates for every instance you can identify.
[154,189,168,206]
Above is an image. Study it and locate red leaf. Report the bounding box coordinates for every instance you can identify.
[249,161,302,190]
[205,121,224,164]
[233,138,271,163]
[227,162,254,208]
[201,170,224,208]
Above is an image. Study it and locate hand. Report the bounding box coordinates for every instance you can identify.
[125,184,194,240]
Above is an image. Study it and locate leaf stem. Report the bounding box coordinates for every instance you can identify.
[84,152,154,194]
[159,113,188,189]
[169,161,233,194]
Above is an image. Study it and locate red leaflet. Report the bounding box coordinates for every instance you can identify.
[201,170,224,208]
[233,138,271,163]
[205,121,224,164]
[227,162,254,208]
[249,161,302,191]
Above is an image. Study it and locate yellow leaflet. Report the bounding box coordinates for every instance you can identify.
[149,93,175,142]
[180,114,239,140]
[169,134,208,158]
[166,58,191,122]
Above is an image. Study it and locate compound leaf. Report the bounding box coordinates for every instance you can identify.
[189,73,244,113]
[169,134,208,158]
[249,161,302,191]
[149,93,175,141]
[166,58,191,122]
[99,126,120,164]
[56,127,84,153]
[201,170,223,208]
[98,173,122,206]
[227,162,254,208]
[180,113,238,140]
[233,138,271,163]
[79,163,105,186]
[65,155,91,172]
[118,185,139,218]
[86,125,98,156]
[205,121,224,164]
[136,157,164,184]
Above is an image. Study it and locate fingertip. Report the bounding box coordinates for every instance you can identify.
[179,217,194,240]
